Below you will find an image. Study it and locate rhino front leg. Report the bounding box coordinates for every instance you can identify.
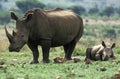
[27,43,39,64]
[41,40,51,63]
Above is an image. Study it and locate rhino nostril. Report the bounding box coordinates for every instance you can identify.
[16,47,20,50]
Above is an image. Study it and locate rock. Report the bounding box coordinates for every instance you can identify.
[111,73,120,79]
[54,57,64,63]
[67,73,75,77]
[85,59,92,64]
[54,57,81,63]
[73,58,81,63]
[100,67,107,72]
[56,76,61,79]
[114,74,120,78]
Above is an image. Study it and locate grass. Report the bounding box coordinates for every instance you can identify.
[0,20,120,79]
[0,46,120,79]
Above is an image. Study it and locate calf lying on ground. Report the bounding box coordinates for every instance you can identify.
[85,41,115,61]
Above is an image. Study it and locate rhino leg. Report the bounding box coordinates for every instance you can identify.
[41,46,50,63]
[27,43,39,64]
[41,40,51,63]
[63,41,77,60]
[85,48,92,61]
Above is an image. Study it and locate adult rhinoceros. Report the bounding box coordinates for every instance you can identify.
[5,8,84,64]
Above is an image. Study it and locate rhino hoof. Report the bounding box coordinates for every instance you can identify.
[42,60,50,63]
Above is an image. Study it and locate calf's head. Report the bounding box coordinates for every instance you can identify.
[101,41,115,61]
[5,12,33,52]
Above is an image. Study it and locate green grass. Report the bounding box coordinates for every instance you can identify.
[0,47,120,79]
[1,20,120,79]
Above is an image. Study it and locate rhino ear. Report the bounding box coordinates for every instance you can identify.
[11,12,18,20]
[26,14,33,22]
[102,41,106,48]
[111,43,115,48]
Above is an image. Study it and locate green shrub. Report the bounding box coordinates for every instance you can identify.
[103,29,116,40]
[16,0,45,13]
[68,5,86,15]
[88,7,99,15]
[102,6,115,17]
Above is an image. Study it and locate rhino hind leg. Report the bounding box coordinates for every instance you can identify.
[63,41,77,60]
[85,48,92,61]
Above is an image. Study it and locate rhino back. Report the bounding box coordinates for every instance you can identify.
[46,10,83,46]
[28,9,83,47]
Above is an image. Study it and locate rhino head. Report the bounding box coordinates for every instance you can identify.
[5,12,33,52]
[101,41,115,60]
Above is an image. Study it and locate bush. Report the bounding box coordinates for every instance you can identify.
[102,6,115,17]
[69,5,86,15]
[103,28,116,40]
[88,7,99,15]
[16,0,45,13]
[116,7,120,15]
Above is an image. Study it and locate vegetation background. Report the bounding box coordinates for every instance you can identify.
[0,0,120,79]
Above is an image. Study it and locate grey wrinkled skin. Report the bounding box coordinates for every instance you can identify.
[5,8,84,64]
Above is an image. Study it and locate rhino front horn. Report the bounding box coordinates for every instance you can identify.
[5,26,13,43]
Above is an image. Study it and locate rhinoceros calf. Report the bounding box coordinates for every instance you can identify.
[85,41,115,61]
[5,8,83,64]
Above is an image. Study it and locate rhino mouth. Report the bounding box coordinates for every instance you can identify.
[9,47,20,52]
[9,41,27,52]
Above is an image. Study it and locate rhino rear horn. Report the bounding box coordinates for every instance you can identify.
[111,43,115,48]
[5,26,13,43]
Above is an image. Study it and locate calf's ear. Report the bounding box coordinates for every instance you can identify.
[11,12,18,20]
[102,41,106,47]
[111,43,115,48]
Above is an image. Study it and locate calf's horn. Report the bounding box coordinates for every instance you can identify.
[5,26,13,43]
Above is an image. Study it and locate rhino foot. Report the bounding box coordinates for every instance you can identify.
[42,59,50,63]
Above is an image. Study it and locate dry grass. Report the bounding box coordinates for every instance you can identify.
[83,19,120,26]
[0,28,12,52]
[0,40,9,52]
